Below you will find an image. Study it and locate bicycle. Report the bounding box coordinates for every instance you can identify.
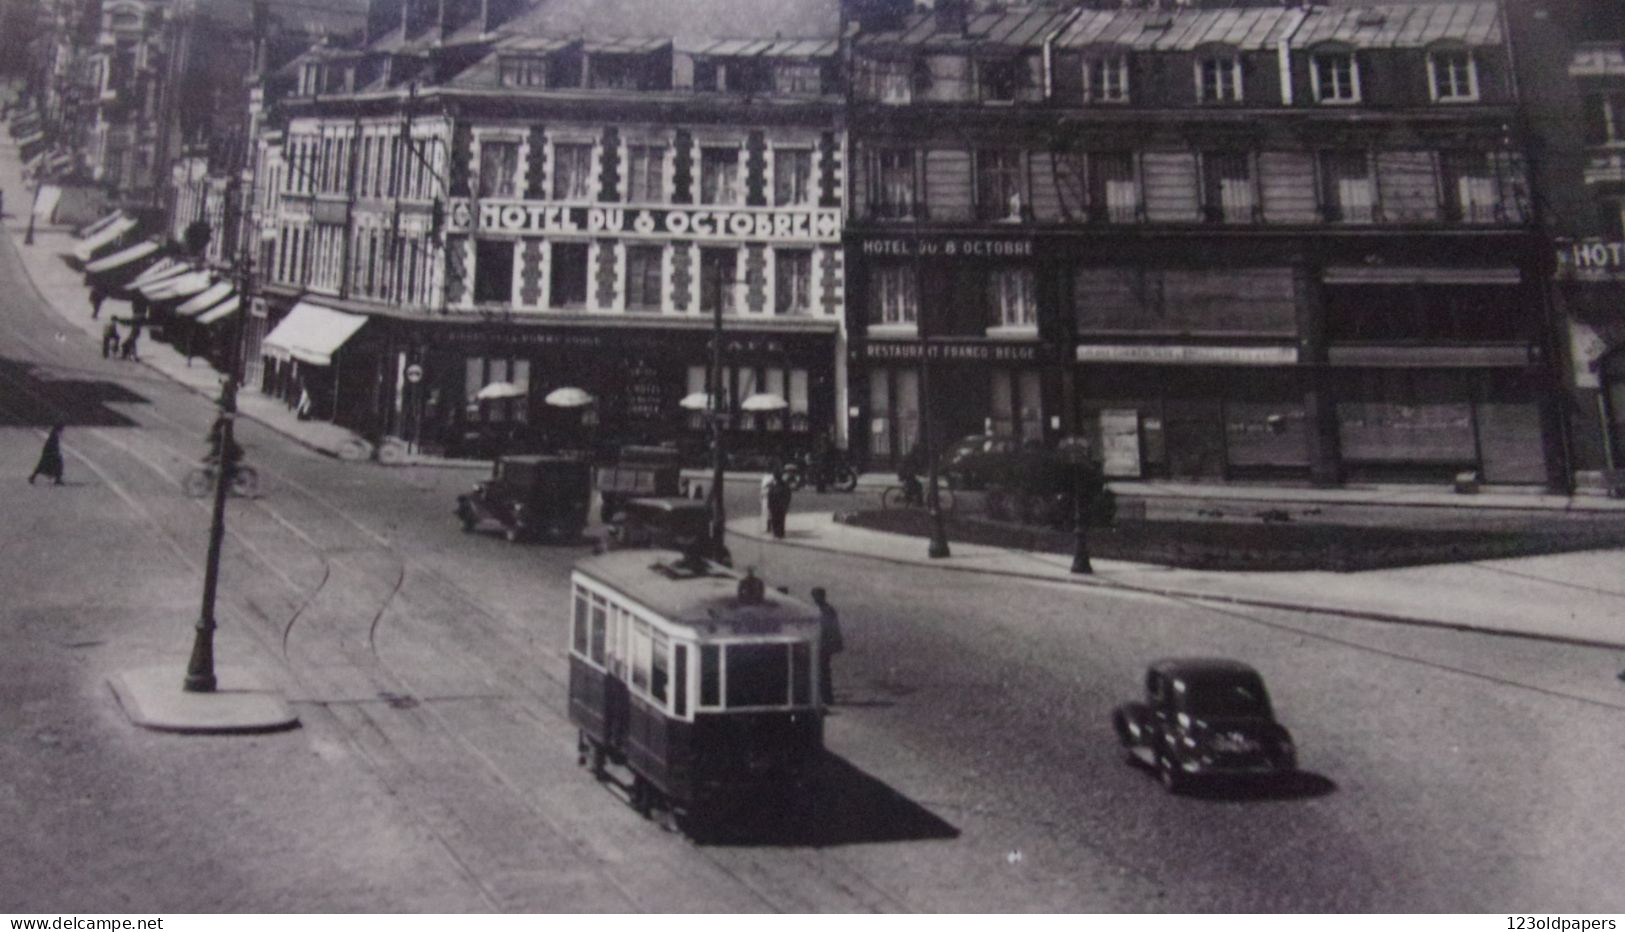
[183,462,261,499]
[880,481,955,513]
[781,454,858,493]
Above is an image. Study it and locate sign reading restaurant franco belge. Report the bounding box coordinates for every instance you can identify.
[446,198,841,244]
[858,340,1055,363]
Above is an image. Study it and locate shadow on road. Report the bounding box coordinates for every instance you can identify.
[689,751,960,848]
[0,355,147,428]
[1171,769,1338,803]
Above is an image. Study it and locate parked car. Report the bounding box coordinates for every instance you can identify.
[1111,659,1297,794]
[456,454,592,543]
[938,434,1022,490]
[607,496,714,555]
[594,445,682,523]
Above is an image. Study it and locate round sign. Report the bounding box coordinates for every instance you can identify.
[405,363,424,384]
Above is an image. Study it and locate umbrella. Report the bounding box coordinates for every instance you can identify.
[544,386,594,408]
[679,391,717,411]
[740,392,788,412]
[475,380,527,401]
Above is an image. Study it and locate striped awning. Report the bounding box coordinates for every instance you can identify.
[71,216,136,263]
[139,270,212,301]
[15,131,44,149]
[84,239,159,274]
[197,300,239,326]
[176,281,235,317]
[79,211,125,239]
[127,258,186,288]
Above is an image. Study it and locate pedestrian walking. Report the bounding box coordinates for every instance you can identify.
[89,287,106,319]
[27,424,65,485]
[766,468,792,540]
[810,587,843,705]
[120,326,140,360]
[100,320,120,358]
[295,384,312,420]
[759,471,774,533]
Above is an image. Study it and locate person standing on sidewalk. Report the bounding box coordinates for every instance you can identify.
[28,424,65,485]
[811,587,843,706]
[100,320,120,358]
[89,286,106,319]
[767,468,792,539]
[120,324,141,360]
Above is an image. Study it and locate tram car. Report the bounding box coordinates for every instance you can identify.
[568,549,825,826]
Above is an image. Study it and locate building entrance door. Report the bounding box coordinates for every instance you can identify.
[1163,397,1225,479]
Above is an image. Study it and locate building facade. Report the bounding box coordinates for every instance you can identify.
[846,1,1562,487]
[253,1,848,461]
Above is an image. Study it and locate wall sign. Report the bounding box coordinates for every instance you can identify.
[447,199,840,244]
[858,340,1055,362]
[1556,239,1625,281]
[859,237,1034,259]
[1076,344,1299,366]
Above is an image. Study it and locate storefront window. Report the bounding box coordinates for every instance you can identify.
[1225,401,1310,468]
[1336,371,1475,464]
[870,368,920,459]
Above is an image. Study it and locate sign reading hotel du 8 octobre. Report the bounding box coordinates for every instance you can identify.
[446,199,841,244]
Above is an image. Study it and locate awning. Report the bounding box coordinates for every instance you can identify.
[84,239,159,274]
[16,131,44,149]
[262,301,367,366]
[1321,266,1522,286]
[176,281,234,317]
[127,257,185,288]
[140,270,211,301]
[79,211,125,239]
[196,300,238,326]
[72,216,137,263]
[45,151,72,175]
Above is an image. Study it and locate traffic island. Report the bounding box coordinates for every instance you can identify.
[109,666,300,735]
[842,509,1625,572]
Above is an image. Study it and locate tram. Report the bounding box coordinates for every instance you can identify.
[568,548,825,826]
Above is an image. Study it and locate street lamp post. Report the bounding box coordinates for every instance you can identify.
[24,178,39,245]
[1071,462,1093,575]
[184,378,236,692]
[708,272,731,564]
[920,357,950,559]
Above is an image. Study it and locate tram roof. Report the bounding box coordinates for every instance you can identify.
[574,551,822,636]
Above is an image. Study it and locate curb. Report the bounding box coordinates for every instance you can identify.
[731,520,1625,653]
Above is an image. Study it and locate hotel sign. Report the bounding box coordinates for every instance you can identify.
[446,198,841,244]
[1556,239,1625,282]
[860,237,1034,258]
[1076,344,1299,366]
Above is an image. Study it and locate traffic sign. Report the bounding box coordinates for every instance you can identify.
[405,363,423,384]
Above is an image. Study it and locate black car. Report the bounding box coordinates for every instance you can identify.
[456,454,592,542]
[938,434,1021,490]
[1112,659,1297,793]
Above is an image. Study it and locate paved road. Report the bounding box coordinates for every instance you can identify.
[4,222,1625,912]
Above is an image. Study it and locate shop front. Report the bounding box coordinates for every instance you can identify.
[398,321,838,463]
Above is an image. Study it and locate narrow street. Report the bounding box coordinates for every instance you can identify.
[5,210,1625,912]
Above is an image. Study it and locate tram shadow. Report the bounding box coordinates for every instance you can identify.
[0,355,146,427]
[690,752,960,848]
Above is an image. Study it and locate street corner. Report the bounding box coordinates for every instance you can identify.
[108,664,300,735]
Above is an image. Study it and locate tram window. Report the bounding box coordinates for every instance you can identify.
[700,645,720,708]
[632,620,651,692]
[572,590,589,655]
[726,643,791,708]
[609,607,626,676]
[791,642,811,706]
[589,596,607,666]
[651,631,670,705]
[673,644,688,716]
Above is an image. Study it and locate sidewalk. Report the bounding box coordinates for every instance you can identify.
[728,512,1625,651]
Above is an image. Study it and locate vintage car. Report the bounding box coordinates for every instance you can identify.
[606,496,714,555]
[938,434,1022,490]
[456,454,592,543]
[593,445,682,523]
[1112,659,1297,793]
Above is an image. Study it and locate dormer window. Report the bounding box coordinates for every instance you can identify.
[1311,50,1360,104]
[1428,48,1478,103]
[1196,54,1242,103]
[1084,55,1129,103]
[774,61,824,96]
[300,63,325,95]
[858,58,916,104]
[498,56,546,88]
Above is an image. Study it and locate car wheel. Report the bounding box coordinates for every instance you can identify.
[1157,754,1187,795]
